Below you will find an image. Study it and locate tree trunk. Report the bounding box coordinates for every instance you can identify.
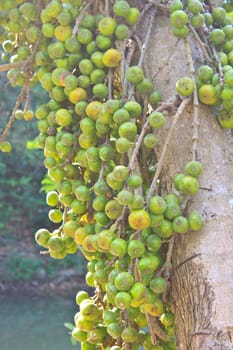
[141,10,233,350]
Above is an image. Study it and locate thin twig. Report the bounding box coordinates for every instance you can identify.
[158,235,175,303]
[138,8,156,68]
[157,235,176,278]
[134,260,140,282]
[0,61,27,73]
[122,63,129,99]
[185,36,200,161]
[108,69,113,99]
[141,96,148,126]
[128,102,173,172]
[189,26,211,63]
[105,0,110,16]
[57,224,64,236]
[40,250,49,255]
[115,206,129,234]
[116,41,129,99]
[153,317,171,342]
[63,207,69,224]
[131,230,142,240]
[105,257,117,267]
[207,0,214,12]
[93,0,100,13]
[175,253,201,271]
[145,313,158,345]
[210,44,224,86]
[128,120,149,170]
[98,0,104,13]
[124,343,131,350]
[120,310,131,350]
[61,133,79,167]
[97,163,105,182]
[119,36,137,99]
[136,267,169,344]
[129,258,136,274]
[147,98,191,201]
[125,39,137,66]
[140,2,155,17]
[0,83,28,144]
[24,82,31,112]
[199,26,212,61]
[201,25,223,85]
[131,33,142,53]
[72,0,95,37]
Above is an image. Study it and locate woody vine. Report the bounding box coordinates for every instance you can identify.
[0,0,233,349]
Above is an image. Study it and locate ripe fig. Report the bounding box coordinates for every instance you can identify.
[128,209,151,230]
[198,84,218,105]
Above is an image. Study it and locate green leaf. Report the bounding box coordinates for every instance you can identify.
[40,175,56,193]
[70,336,77,346]
[64,322,75,331]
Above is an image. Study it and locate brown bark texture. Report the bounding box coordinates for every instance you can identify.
[137,7,233,350]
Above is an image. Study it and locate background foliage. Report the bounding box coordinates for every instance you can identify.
[0,67,48,233]
[0,68,86,283]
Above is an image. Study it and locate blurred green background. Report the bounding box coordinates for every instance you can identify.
[0,70,85,350]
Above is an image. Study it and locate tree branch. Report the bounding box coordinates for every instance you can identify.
[210,44,224,86]
[147,97,191,201]
[138,8,156,68]
[0,83,28,144]
[189,26,211,63]
[0,61,27,73]
[108,69,113,99]
[185,36,200,161]
[72,0,95,37]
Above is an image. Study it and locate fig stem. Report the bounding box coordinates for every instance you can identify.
[138,8,156,68]
[189,25,211,63]
[0,82,28,145]
[153,317,171,342]
[128,102,167,171]
[157,235,176,278]
[24,83,31,113]
[72,0,95,37]
[61,132,80,167]
[206,0,214,12]
[147,97,191,201]
[145,313,159,345]
[0,61,26,72]
[108,69,113,100]
[105,0,110,16]
[202,23,224,85]
[185,36,200,161]
[128,120,149,170]
[210,44,224,86]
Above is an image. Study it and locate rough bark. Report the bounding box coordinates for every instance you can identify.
[140,11,233,350]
